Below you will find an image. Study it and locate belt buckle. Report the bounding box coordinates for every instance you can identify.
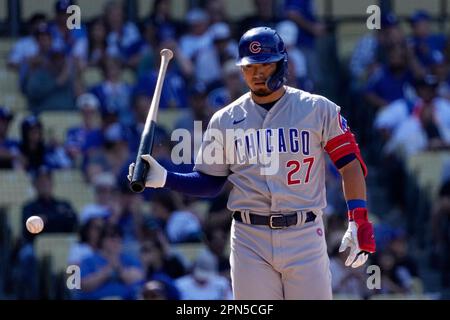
[269,214,285,229]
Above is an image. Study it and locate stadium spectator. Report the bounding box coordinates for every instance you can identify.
[139,237,184,299]
[48,0,88,60]
[239,0,279,31]
[206,60,245,111]
[7,13,47,71]
[114,181,146,253]
[67,209,107,265]
[329,242,370,299]
[19,115,72,171]
[349,12,402,86]
[179,8,211,61]
[90,56,132,125]
[13,166,77,298]
[202,227,230,279]
[151,191,202,243]
[429,50,450,100]
[78,224,144,300]
[82,171,120,222]
[65,93,103,166]
[0,106,21,169]
[21,166,78,244]
[384,75,450,158]
[195,22,237,88]
[140,280,169,300]
[205,182,233,231]
[387,230,420,293]
[104,0,141,64]
[205,0,227,25]
[276,20,309,89]
[373,248,417,295]
[430,179,450,288]
[102,123,131,176]
[176,83,212,136]
[85,17,109,68]
[365,43,415,110]
[285,0,327,89]
[175,251,232,300]
[408,10,447,68]
[146,0,179,42]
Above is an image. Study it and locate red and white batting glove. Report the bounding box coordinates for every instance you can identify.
[339,208,376,268]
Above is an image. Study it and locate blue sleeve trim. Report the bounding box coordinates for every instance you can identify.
[347,199,367,210]
[165,171,228,198]
[335,153,357,169]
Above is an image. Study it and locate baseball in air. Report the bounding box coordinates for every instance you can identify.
[26,216,44,234]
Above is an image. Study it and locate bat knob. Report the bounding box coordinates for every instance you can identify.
[160,48,174,60]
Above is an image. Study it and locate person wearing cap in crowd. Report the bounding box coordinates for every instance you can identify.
[364,41,416,111]
[78,224,144,300]
[21,166,78,244]
[7,13,47,71]
[48,0,88,59]
[65,93,104,164]
[175,250,232,300]
[179,8,211,61]
[103,0,141,64]
[195,22,237,87]
[89,56,132,125]
[19,115,72,171]
[67,205,108,266]
[384,74,450,158]
[349,12,405,85]
[81,171,119,223]
[408,9,447,68]
[25,21,53,71]
[15,165,77,299]
[0,106,21,169]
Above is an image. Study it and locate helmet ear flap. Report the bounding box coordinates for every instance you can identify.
[266,53,288,91]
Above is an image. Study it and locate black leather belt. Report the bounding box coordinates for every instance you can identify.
[233,211,316,229]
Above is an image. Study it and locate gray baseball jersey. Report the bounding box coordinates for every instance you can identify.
[193,86,346,299]
[194,86,346,213]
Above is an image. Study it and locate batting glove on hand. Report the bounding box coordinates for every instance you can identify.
[339,208,376,268]
[127,154,167,188]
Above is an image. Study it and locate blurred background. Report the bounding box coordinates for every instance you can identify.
[0,0,450,300]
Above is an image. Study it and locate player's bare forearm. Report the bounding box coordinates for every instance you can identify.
[339,158,366,201]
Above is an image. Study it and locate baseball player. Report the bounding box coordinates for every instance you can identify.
[128,27,376,299]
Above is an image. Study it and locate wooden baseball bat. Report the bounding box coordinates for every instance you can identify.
[130,48,174,193]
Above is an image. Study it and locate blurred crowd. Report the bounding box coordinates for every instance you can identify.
[1,0,450,299]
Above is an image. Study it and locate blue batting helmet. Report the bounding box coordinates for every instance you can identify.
[236,27,288,91]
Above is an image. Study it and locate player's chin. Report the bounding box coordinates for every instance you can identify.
[252,88,272,97]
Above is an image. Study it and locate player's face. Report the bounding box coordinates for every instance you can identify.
[241,63,277,96]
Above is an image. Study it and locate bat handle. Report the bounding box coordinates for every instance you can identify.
[130,161,150,193]
[130,122,156,193]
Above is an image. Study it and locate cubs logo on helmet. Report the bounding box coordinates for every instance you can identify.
[249,41,261,54]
